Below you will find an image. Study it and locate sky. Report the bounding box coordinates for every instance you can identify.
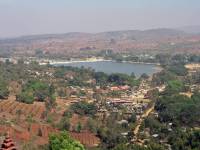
[0,0,200,38]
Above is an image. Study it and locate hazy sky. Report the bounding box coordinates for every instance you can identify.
[0,0,200,38]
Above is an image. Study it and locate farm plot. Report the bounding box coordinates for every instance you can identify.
[0,100,45,119]
[70,131,100,147]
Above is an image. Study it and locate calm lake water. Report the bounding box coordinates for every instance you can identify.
[55,61,159,77]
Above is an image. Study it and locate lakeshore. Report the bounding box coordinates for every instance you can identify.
[46,58,112,65]
[39,58,160,66]
[51,60,160,77]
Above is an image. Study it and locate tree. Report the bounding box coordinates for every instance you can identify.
[0,79,9,99]
[151,70,176,86]
[87,118,98,133]
[16,90,34,104]
[58,117,70,131]
[140,73,149,80]
[45,96,56,111]
[155,92,200,126]
[112,142,165,150]
[31,81,50,101]
[70,101,97,116]
[131,72,136,78]
[169,130,200,150]
[155,53,171,65]
[128,113,136,123]
[49,131,85,150]
[108,73,139,87]
[17,80,56,107]
[45,84,56,111]
[94,72,108,86]
[75,122,82,133]
[164,80,184,95]
[167,64,188,76]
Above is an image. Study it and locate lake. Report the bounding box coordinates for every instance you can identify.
[54,61,159,77]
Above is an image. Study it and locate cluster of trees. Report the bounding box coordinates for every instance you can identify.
[168,129,200,150]
[188,55,200,63]
[16,80,55,105]
[94,72,140,87]
[164,80,185,95]
[81,111,137,149]
[99,52,200,65]
[155,92,200,126]
[166,64,188,76]
[139,116,200,150]
[151,70,177,86]
[70,101,97,116]
[108,73,140,86]
[54,66,94,87]
[98,50,158,64]
[143,116,168,136]
[110,54,157,64]
[54,64,141,89]
[97,115,130,149]
[86,112,137,149]
[49,131,85,150]
[112,143,165,150]
[0,78,9,99]
[0,62,29,99]
[55,66,141,88]
[152,63,188,87]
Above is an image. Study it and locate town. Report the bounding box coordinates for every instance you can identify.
[0,0,200,149]
[0,53,200,149]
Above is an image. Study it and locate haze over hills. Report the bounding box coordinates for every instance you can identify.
[177,25,200,34]
[0,28,200,57]
[0,28,186,41]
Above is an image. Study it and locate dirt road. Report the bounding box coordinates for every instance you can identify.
[133,104,155,136]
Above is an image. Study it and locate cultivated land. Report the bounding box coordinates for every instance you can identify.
[0,96,45,120]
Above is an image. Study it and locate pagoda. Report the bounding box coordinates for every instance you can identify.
[0,134,17,150]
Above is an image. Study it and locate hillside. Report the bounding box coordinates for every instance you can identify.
[0,28,200,57]
[177,25,200,34]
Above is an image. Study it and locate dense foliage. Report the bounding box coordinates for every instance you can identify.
[112,143,165,150]
[155,93,200,126]
[169,130,200,150]
[70,101,97,116]
[94,72,139,87]
[167,64,188,76]
[164,80,185,95]
[151,70,177,86]
[16,80,55,104]
[0,78,9,99]
[49,131,85,150]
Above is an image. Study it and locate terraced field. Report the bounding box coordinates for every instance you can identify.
[0,100,45,119]
[70,131,100,147]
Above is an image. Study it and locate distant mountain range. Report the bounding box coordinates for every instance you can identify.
[0,28,200,57]
[0,28,186,42]
[177,25,200,34]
